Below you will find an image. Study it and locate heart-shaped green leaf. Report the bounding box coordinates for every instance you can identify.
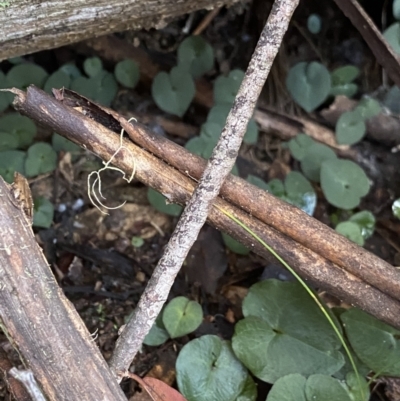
[342,308,400,376]
[300,142,337,182]
[286,62,331,112]
[162,296,203,338]
[232,280,344,383]
[114,59,140,89]
[331,66,360,86]
[335,221,364,246]
[335,110,366,145]
[355,97,381,119]
[51,133,80,155]
[25,142,57,177]
[33,197,54,228]
[267,373,359,401]
[83,57,103,78]
[147,187,182,216]
[7,64,48,89]
[144,314,169,346]
[0,132,19,151]
[0,150,25,183]
[152,66,195,117]
[43,70,71,94]
[383,22,400,55]
[348,210,375,239]
[213,70,244,105]
[320,159,370,210]
[71,71,118,106]
[0,113,37,148]
[177,36,214,78]
[176,335,253,401]
[287,134,315,161]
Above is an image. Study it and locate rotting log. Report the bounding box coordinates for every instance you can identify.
[0,177,128,400]
[0,0,242,61]
[9,86,400,330]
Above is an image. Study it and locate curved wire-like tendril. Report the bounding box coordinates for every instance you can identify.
[88,118,137,214]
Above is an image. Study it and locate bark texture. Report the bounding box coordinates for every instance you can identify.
[0,0,241,61]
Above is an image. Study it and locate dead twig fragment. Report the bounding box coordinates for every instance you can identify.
[332,0,400,88]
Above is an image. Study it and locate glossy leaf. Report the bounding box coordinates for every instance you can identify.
[177,36,214,78]
[114,59,140,89]
[335,110,366,145]
[232,280,344,383]
[176,335,250,401]
[33,197,54,228]
[320,159,370,210]
[147,187,182,216]
[348,210,375,239]
[25,142,57,177]
[286,62,331,112]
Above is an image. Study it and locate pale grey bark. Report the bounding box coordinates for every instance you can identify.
[109,0,300,375]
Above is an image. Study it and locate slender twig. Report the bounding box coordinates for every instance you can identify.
[9,369,46,401]
[109,0,300,375]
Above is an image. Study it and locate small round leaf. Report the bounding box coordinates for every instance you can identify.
[383,22,400,54]
[177,36,214,78]
[33,197,54,228]
[348,210,375,239]
[7,64,48,89]
[59,63,82,79]
[394,0,400,20]
[152,66,195,117]
[83,57,103,78]
[144,316,169,346]
[162,296,203,338]
[25,142,57,177]
[44,70,71,94]
[300,142,337,182]
[213,70,244,105]
[335,221,364,246]
[114,59,140,89]
[0,113,37,148]
[131,236,144,248]
[320,159,370,210]
[147,187,182,216]
[307,14,322,34]
[355,97,381,119]
[176,335,250,401]
[0,132,19,151]
[246,174,269,191]
[331,66,360,86]
[286,62,331,112]
[0,150,25,183]
[287,134,315,161]
[335,110,366,145]
[393,198,400,219]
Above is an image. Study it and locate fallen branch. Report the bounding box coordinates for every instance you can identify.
[0,176,127,401]
[10,86,400,333]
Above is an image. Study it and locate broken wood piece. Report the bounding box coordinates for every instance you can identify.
[0,0,243,61]
[0,176,128,401]
[9,86,400,331]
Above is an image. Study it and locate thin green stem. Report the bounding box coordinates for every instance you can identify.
[217,207,365,400]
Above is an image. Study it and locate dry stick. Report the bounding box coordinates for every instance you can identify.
[115,118,400,303]
[332,0,400,88]
[11,87,400,331]
[109,0,300,372]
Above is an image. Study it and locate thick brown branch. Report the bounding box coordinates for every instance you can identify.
[0,0,241,61]
[0,175,127,400]
[10,86,400,334]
